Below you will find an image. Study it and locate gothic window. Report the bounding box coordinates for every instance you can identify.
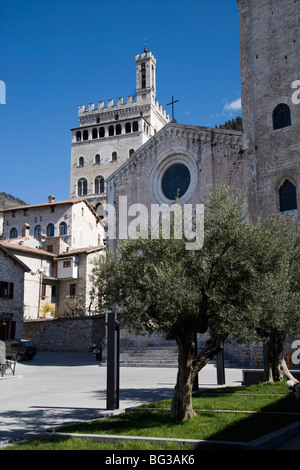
[95,176,105,194]
[99,127,105,138]
[112,152,117,162]
[129,148,134,157]
[92,128,98,139]
[125,122,131,134]
[79,156,84,167]
[59,222,67,236]
[133,121,138,132]
[10,227,18,239]
[76,131,81,142]
[279,180,297,212]
[34,225,42,239]
[273,104,291,130]
[109,125,114,136]
[83,130,89,141]
[116,124,122,135]
[46,223,55,237]
[95,154,100,164]
[78,178,88,196]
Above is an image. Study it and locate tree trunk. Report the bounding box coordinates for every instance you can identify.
[171,333,224,420]
[263,331,297,382]
[263,341,274,382]
[171,333,196,420]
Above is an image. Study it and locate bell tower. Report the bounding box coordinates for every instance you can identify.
[70,48,170,211]
[135,47,157,103]
[237,0,300,221]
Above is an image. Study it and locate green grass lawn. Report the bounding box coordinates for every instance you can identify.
[3,381,300,451]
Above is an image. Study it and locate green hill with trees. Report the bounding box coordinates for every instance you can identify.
[0,192,27,210]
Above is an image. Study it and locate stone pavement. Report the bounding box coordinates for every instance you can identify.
[0,351,299,449]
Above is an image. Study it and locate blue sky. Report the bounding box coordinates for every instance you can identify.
[0,0,241,204]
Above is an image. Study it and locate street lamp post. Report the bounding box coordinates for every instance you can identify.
[106,311,120,410]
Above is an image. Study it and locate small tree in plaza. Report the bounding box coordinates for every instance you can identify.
[91,186,300,420]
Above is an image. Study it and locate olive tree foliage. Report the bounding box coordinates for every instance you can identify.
[90,186,300,420]
[249,217,300,383]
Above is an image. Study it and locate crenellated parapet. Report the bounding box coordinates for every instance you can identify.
[78,96,170,120]
[135,50,156,62]
[78,96,134,116]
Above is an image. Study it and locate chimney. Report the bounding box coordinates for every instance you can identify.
[22,223,30,239]
[48,195,55,203]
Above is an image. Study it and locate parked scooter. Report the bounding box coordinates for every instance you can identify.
[88,342,103,361]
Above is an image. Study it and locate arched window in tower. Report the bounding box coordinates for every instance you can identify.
[78,178,88,196]
[95,176,105,194]
[79,156,84,167]
[133,121,138,132]
[83,130,89,141]
[46,223,55,237]
[99,127,105,138]
[109,125,115,136]
[34,225,42,239]
[59,222,67,236]
[76,131,81,142]
[116,124,122,135]
[125,122,131,134]
[10,227,18,239]
[141,63,146,88]
[112,152,117,162]
[273,104,291,130]
[95,154,100,164]
[129,149,135,158]
[92,128,98,139]
[279,179,297,212]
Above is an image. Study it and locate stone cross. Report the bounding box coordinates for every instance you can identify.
[167,96,179,120]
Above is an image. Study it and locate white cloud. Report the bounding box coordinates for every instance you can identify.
[224,98,242,112]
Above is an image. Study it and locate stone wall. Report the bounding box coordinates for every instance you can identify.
[238,0,300,222]
[23,315,106,352]
[0,248,27,339]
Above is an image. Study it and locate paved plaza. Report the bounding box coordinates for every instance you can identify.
[0,352,299,449]
[0,351,243,444]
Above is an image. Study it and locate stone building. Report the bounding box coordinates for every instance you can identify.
[70,48,170,216]
[99,0,300,364]
[238,0,300,222]
[0,196,105,320]
[1,195,104,249]
[106,122,244,250]
[0,244,30,340]
[106,0,300,247]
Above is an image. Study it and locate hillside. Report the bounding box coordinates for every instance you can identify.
[0,192,27,210]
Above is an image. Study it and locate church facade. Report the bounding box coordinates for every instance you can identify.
[103,0,300,250]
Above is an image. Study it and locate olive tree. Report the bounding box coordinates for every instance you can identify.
[91,186,300,419]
